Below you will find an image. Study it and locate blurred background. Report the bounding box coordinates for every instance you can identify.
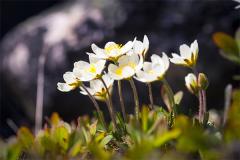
[0,0,239,138]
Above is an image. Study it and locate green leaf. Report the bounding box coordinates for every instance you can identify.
[153,129,181,147]
[213,32,240,64]
[88,120,98,136]
[100,135,113,147]
[141,106,149,132]
[224,89,240,142]
[7,143,21,160]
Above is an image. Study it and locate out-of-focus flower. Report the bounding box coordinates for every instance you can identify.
[57,72,80,92]
[127,35,149,57]
[233,0,240,9]
[135,53,169,83]
[73,55,106,81]
[91,39,135,61]
[185,73,199,95]
[108,53,143,80]
[170,40,198,68]
[80,74,114,101]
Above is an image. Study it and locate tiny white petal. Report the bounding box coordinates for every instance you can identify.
[57,83,75,92]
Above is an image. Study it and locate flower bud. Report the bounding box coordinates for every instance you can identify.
[185,73,199,95]
[198,73,209,90]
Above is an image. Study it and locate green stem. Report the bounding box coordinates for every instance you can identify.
[99,77,117,131]
[118,80,127,122]
[147,83,154,110]
[129,78,140,121]
[81,84,107,130]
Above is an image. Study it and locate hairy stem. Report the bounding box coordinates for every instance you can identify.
[81,84,107,130]
[193,68,207,123]
[147,83,154,110]
[118,80,127,122]
[99,77,117,130]
[129,78,140,120]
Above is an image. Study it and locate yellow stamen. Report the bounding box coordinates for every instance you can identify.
[88,64,97,73]
[105,43,122,55]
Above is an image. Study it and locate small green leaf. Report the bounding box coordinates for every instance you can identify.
[141,106,149,132]
[100,135,113,147]
[51,125,70,152]
[88,120,98,136]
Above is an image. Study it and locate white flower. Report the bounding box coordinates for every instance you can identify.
[80,74,114,101]
[185,73,198,94]
[127,35,149,57]
[73,55,106,81]
[108,53,143,80]
[135,53,169,83]
[57,72,80,92]
[170,40,198,67]
[91,38,135,61]
[233,0,240,9]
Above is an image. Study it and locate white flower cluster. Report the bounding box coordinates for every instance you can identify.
[58,35,199,100]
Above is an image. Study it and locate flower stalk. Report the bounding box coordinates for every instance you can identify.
[118,80,127,122]
[129,78,140,120]
[147,83,154,110]
[99,77,117,130]
[81,84,107,130]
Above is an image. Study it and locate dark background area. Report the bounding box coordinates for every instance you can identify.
[0,0,239,138]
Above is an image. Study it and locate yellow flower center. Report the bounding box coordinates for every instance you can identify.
[105,44,122,55]
[115,62,136,76]
[88,64,97,74]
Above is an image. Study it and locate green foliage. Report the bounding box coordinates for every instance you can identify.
[213,31,240,64]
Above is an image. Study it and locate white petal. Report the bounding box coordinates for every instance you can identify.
[133,40,144,55]
[129,53,140,65]
[102,74,114,87]
[190,40,199,59]
[91,44,106,58]
[135,70,157,83]
[90,79,103,93]
[108,64,122,80]
[95,59,106,74]
[151,54,162,64]
[161,52,170,71]
[121,41,134,54]
[143,35,149,55]
[63,72,76,84]
[143,62,152,71]
[74,61,90,69]
[180,44,192,59]
[122,66,135,78]
[57,83,75,92]
[89,53,100,63]
[118,55,130,66]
